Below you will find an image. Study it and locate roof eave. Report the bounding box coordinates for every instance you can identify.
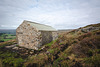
[38,30,57,32]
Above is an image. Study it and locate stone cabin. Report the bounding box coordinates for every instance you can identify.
[16,20,58,50]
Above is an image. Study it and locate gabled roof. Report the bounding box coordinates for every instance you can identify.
[24,20,57,31]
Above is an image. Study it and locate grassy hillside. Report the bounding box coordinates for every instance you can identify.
[0,23,100,67]
[0,33,16,42]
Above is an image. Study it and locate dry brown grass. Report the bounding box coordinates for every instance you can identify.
[0,39,16,46]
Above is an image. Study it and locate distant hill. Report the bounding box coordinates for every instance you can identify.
[58,29,73,34]
[0,29,16,35]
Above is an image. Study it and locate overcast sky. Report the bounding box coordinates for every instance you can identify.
[0,0,100,29]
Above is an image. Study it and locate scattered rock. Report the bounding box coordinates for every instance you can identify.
[46,51,50,55]
[12,47,19,50]
[41,46,45,50]
[35,54,37,56]
[5,44,16,48]
[30,51,34,54]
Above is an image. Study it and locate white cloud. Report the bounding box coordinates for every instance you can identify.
[1,25,17,27]
[0,0,100,29]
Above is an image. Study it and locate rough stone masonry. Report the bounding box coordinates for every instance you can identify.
[16,20,58,50]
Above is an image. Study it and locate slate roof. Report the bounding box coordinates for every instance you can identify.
[24,20,57,31]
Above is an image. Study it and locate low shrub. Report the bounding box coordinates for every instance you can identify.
[84,54,100,67]
[3,57,24,67]
[53,58,65,67]
[78,32,92,41]
[24,53,48,67]
[87,50,93,57]
[80,35,100,49]
[0,59,2,67]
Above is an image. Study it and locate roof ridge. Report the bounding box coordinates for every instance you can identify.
[24,20,51,27]
[23,20,57,31]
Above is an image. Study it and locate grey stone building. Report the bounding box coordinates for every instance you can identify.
[16,20,58,50]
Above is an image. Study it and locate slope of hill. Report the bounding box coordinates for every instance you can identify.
[0,23,100,67]
[23,23,100,67]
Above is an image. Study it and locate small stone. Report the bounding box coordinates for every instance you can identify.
[35,54,37,56]
[30,51,33,54]
[41,46,45,50]
[46,51,50,55]
[12,47,19,50]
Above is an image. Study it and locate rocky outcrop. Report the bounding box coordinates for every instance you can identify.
[75,25,100,33]
[81,26,100,32]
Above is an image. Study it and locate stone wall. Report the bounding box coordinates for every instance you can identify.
[52,31,58,40]
[41,31,52,45]
[16,22,42,50]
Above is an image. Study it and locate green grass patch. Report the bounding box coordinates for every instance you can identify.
[48,49,55,54]
[45,40,57,47]
[0,34,16,42]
